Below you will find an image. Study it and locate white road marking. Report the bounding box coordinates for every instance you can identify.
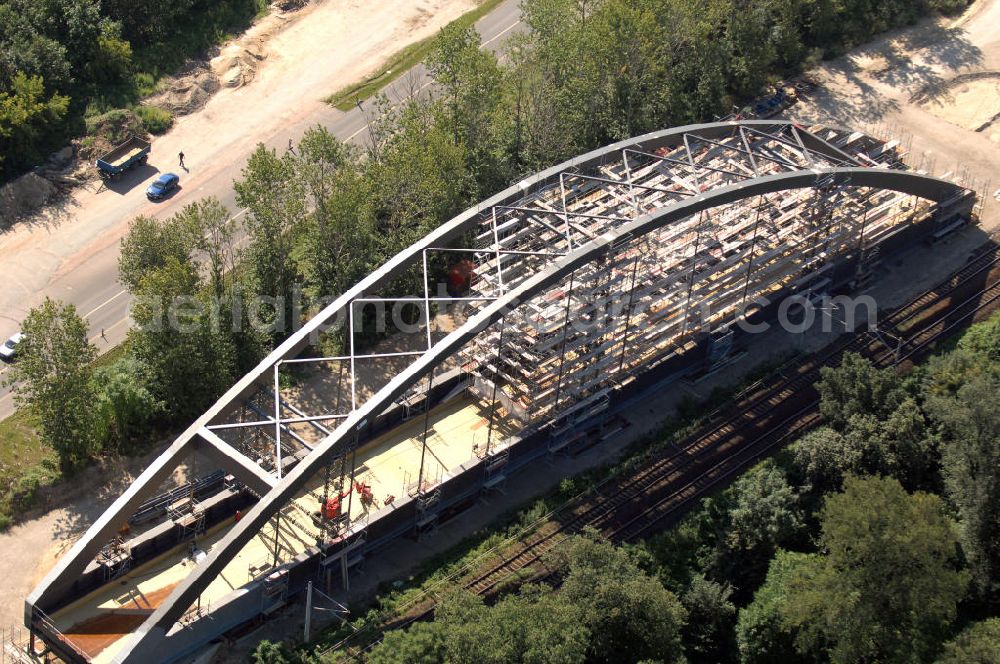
[82,289,129,319]
[0,16,522,415]
[346,121,370,143]
[89,317,129,345]
[481,19,521,48]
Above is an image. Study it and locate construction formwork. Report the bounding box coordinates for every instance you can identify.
[455,124,965,444]
[25,121,976,664]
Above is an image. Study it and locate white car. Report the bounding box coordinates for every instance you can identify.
[0,332,25,361]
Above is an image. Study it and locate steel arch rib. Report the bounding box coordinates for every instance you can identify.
[22,120,963,656]
[31,120,839,620]
[111,164,966,662]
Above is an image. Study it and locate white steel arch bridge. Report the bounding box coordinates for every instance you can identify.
[26,120,975,663]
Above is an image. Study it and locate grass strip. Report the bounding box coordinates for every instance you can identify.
[326,0,508,111]
[0,342,130,527]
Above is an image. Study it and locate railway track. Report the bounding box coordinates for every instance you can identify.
[456,243,1000,591]
[333,241,1000,660]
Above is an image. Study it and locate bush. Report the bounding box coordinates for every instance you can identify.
[13,471,43,509]
[251,640,293,664]
[82,109,147,159]
[135,106,173,135]
[133,72,158,98]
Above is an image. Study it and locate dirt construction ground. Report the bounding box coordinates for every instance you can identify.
[789,0,1000,229]
[3,0,1000,646]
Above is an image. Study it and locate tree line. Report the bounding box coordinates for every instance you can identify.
[1,0,969,183]
[267,311,1000,664]
[0,0,265,181]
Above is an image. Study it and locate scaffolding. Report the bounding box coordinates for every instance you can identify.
[168,496,205,542]
[30,121,977,664]
[481,445,510,493]
[97,536,132,582]
[191,123,972,511]
[454,124,949,435]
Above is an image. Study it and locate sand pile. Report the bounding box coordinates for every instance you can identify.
[211,41,267,88]
[275,0,307,10]
[0,172,58,227]
[37,146,89,187]
[145,64,221,116]
[210,0,309,88]
[80,109,146,162]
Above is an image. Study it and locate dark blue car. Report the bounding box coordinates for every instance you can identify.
[146,173,179,201]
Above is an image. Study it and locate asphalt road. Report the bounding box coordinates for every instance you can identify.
[0,0,524,419]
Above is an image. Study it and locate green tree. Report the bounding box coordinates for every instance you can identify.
[878,396,938,490]
[934,618,1000,664]
[128,258,236,420]
[644,504,716,593]
[91,355,161,453]
[718,463,804,589]
[557,533,687,664]
[0,6,71,91]
[120,201,263,376]
[370,621,447,664]
[926,373,1000,595]
[651,0,729,124]
[724,1,778,98]
[682,573,737,664]
[427,23,509,191]
[445,587,589,664]
[23,0,123,80]
[100,0,196,43]
[294,125,355,224]
[782,475,968,664]
[369,588,588,664]
[6,298,98,470]
[793,400,935,494]
[86,30,132,84]
[0,72,69,176]
[517,0,678,158]
[118,215,191,292]
[726,463,803,557]
[171,197,268,368]
[250,639,293,664]
[791,426,858,492]
[955,312,1000,363]
[170,197,238,300]
[367,101,470,258]
[736,550,813,664]
[234,144,304,345]
[292,126,373,303]
[816,352,905,429]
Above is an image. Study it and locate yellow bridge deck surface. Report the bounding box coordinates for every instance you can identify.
[51,393,512,661]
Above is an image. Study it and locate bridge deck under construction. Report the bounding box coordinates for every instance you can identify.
[25,120,978,664]
[49,394,511,662]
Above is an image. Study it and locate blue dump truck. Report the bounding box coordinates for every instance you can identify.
[95,135,151,180]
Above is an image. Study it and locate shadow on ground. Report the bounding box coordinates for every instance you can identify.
[807,19,983,126]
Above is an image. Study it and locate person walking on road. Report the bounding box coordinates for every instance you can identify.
[100,328,107,342]
[287,138,295,154]
[178,151,185,168]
